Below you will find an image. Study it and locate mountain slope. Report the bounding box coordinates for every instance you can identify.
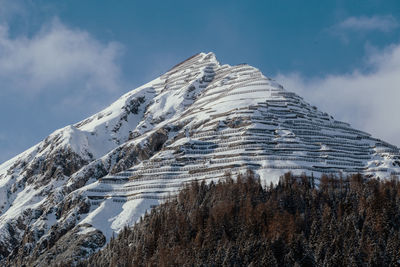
[1,52,399,265]
[83,172,400,267]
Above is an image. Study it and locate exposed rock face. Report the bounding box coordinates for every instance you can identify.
[0,52,399,265]
[8,224,105,267]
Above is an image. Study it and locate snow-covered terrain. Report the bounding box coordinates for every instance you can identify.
[1,52,399,265]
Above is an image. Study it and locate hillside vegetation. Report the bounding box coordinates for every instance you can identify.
[79,172,400,266]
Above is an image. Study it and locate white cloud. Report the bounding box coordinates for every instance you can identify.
[336,15,398,33]
[0,18,123,95]
[276,43,400,147]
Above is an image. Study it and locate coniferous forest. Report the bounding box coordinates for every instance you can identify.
[78,172,400,267]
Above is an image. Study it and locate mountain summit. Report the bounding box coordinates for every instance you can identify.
[1,52,399,265]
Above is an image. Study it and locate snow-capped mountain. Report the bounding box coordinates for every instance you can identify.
[1,52,399,265]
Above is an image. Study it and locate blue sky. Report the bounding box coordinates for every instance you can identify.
[0,0,400,163]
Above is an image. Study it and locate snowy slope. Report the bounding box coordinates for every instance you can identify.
[1,52,399,265]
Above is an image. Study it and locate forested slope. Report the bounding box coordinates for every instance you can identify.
[76,172,400,266]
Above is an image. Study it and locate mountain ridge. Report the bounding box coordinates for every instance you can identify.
[1,52,400,265]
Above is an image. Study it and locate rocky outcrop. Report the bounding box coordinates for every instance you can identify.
[8,224,105,267]
[0,52,399,265]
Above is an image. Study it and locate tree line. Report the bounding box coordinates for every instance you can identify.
[75,171,400,266]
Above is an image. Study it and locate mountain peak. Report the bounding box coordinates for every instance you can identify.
[199,51,218,61]
[1,53,400,265]
[165,51,220,75]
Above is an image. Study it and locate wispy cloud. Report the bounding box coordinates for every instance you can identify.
[0,14,127,163]
[335,15,399,33]
[0,18,124,96]
[328,15,399,43]
[276,43,400,147]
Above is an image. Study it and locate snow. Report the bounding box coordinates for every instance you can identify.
[79,200,123,240]
[110,199,159,234]
[77,225,97,236]
[79,198,158,241]
[0,51,399,260]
